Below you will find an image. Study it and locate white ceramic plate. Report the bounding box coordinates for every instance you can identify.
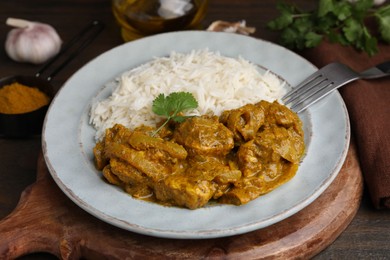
[42,31,350,239]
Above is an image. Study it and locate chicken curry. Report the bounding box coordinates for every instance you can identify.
[93,100,305,209]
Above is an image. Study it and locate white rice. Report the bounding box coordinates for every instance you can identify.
[89,49,287,140]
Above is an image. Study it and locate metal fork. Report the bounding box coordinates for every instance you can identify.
[282,61,390,113]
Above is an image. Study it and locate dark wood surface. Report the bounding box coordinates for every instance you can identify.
[0,0,389,259]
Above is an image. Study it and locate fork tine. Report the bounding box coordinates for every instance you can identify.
[283,75,327,104]
[282,72,323,101]
[290,82,335,113]
[287,78,331,106]
[291,71,361,113]
[282,63,341,103]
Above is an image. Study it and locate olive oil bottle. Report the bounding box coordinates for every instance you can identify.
[112,0,208,41]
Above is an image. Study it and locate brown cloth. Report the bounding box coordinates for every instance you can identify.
[301,41,390,209]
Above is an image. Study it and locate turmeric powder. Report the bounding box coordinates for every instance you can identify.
[0,82,50,114]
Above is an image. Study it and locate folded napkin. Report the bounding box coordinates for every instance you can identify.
[301,41,390,209]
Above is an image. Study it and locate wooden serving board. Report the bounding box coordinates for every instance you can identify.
[0,141,363,259]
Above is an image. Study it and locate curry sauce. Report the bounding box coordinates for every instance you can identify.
[93,100,305,209]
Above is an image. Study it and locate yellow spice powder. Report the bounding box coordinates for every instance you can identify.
[0,82,50,114]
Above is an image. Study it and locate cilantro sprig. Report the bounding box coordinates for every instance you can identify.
[151,92,198,136]
[267,0,390,56]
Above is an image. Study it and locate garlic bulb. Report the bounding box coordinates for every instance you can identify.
[5,18,62,64]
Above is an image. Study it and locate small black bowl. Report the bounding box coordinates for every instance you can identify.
[0,75,55,138]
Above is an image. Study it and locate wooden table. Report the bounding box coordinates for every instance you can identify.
[0,0,389,259]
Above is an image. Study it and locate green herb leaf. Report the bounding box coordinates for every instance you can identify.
[267,0,389,56]
[376,4,390,43]
[352,0,373,18]
[333,1,352,21]
[362,27,378,56]
[305,32,324,48]
[151,92,198,136]
[267,2,295,30]
[318,0,334,17]
[152,93,171,117]
[342,18,363,43]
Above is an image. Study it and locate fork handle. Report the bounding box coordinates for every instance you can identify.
[360,61,390,79]
[377,61,390,74]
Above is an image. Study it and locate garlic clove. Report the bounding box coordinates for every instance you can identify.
[5,18,62,64]
[207,20,256,35]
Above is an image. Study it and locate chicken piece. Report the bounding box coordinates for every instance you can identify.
[102,165,122,186]
[237,139,274,177]
[218,176,264,205]
[220,161,298,205]
[104,142,170,182]
[154,172,217,209]
[213,169,242,184]
[105,123,133,144]
[93,124,134,170]
[257,100,304,136]
[173,115,234,156]
[220,103,265,144]
[237,124,304,176]
[109,158,154,198]
[128,131,187,160]
[155,154,241,209]
[93,141,107,170]
[109,158,149,185]
[256,126,305,163]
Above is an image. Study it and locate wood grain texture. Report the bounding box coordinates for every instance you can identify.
[0,141,362,259]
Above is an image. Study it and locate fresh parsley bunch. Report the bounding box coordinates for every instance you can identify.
[267,0,390,56]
